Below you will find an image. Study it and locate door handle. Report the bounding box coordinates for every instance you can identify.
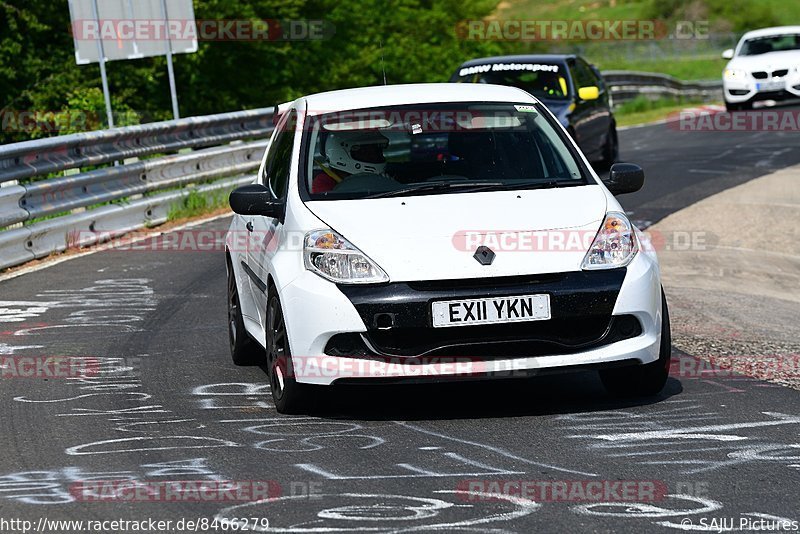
[246,221,254,232]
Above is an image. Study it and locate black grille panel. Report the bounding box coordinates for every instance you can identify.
[325,315,643,359]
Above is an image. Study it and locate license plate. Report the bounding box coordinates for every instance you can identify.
[756,81,784,92]
[431,294,551,328]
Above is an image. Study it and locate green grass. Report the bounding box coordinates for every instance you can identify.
[493,0,647,21]
[492,0,800,81]
[494,0,800,27]
[167,189,231,221]
[613,96,716,127]
[594,57,724,81]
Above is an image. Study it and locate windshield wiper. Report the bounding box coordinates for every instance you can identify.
[511,180,584,190]
[366,181,503,199]
[366,179,583,199]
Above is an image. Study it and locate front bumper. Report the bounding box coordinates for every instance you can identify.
[279,252,662,385]
[331,269,634,358]
[724,76,800,103]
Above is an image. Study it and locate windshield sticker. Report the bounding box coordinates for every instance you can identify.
[514,105,538,113]
[459,63,560,77]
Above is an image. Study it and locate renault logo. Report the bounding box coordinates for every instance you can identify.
[473,246,495,266]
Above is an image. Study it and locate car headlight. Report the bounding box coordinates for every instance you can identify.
[581,212,638,270]
[304,230,389,284]
[724,68,746,81]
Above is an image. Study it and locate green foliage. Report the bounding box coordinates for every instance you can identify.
[2,0,798,145]
[613,95,714,127]
[1,0,505,144]
[167,188,229,220]
[616,95,679,114]
[645,0,782,32]
[703,0,779,33]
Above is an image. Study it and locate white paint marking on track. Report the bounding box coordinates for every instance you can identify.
[0,342,44,355]
[568,412,800,442]
[214,491,540,532]
[0,212,233,284]
[395,421,598,477]
[64,436,242,455]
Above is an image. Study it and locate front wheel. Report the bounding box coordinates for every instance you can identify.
[599,289,672,397]
[266,290,309,414]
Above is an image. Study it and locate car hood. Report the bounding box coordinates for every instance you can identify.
[727,50,800,71]
[304,185,607,282]
[540,100,571,125]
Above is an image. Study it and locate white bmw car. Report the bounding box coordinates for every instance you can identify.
[722,26,800,111]
[225,83,670,413]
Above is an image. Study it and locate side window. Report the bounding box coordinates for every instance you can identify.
[262,110,297,200]
[589,64,606,92]
[571,60,596,90]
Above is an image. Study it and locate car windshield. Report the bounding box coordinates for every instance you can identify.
[739,34,800,55]
[452,63,570,101]
[302,102,588,200]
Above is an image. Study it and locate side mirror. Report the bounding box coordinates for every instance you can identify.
[578,86,600,101]
[721,48,734,60]
[229,184,285,218]
[603,163,644,195]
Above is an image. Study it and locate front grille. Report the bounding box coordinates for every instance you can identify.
[773,69,789,78]
[325,314,642,359]
[407,273,565,291]
[752,71,768,79]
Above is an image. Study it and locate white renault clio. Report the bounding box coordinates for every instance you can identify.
[225,83,670,413]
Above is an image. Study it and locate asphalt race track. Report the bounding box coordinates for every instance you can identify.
[619,105,800,228]
[1,108,799,532]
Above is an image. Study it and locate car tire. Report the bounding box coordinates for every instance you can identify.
[599,288,672,397]
[266,289,309,414]
[227,258,265,366]
[596,123,619,170]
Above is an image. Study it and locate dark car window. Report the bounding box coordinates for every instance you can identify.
[589,64,606,92]
[453,63,570,101]
[571,59,597,90]
[301,102,590,201]
[262,110,297,200]
[740,34,800,56]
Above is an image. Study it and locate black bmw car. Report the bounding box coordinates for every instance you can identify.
[451,54,618,168]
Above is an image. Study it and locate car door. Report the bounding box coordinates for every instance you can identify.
[587,61,613,151]
[568,58,605,159]
[245,109,297,327]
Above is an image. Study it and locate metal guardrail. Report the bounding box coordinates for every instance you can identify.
[602,70,723,105]
[0,70,722,271]
[0,108,275,270]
